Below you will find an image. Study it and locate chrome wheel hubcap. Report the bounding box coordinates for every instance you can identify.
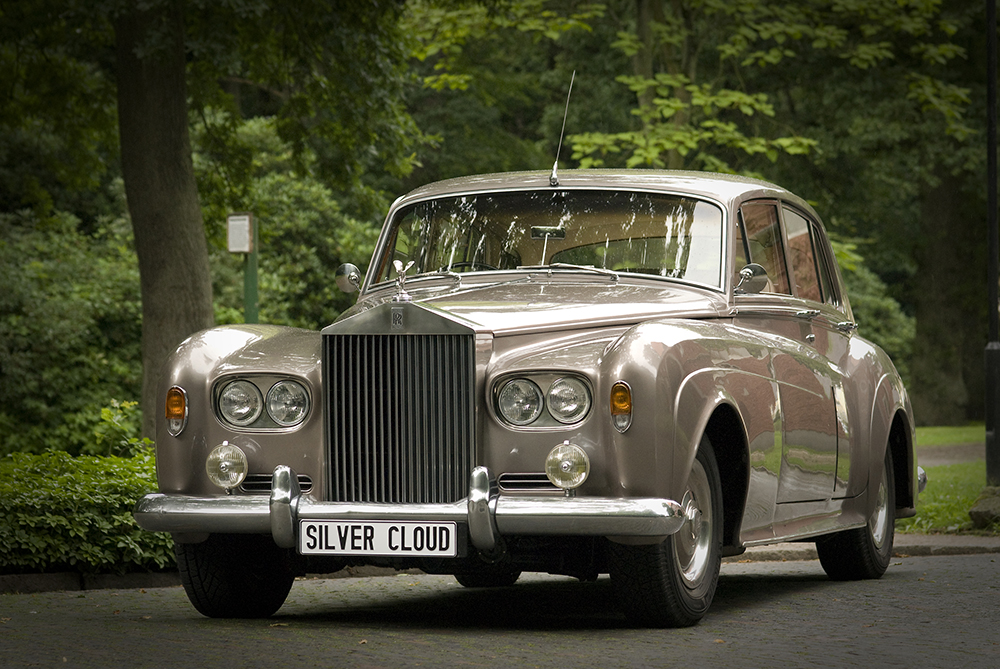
[673,458,713,590]
[869,465,890,549]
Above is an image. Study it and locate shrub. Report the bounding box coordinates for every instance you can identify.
[0,449,174,575]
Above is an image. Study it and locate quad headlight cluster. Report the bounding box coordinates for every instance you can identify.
[217,378,310,429]
[495,375,592,427]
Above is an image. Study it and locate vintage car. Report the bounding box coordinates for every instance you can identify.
[134,169,920,627]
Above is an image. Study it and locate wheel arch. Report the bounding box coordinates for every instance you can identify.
[702,403,750,553]
[888,410,916,516]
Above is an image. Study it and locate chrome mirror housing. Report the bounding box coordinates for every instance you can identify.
[735,263,769,294]
[335,263,361,294]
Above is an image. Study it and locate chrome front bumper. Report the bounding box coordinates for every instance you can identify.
[134,466,685,551]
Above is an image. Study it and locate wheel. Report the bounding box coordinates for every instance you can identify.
[609,436,723,628]
[175,534,296,618]
[454,567,521,588]
[816,447,895,581]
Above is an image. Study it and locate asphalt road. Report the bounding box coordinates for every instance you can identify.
[2,553,997,669]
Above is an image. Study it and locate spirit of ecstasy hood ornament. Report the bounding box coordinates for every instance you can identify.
[392,260,415,302]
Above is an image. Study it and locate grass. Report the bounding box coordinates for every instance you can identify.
[914,423,985,448]
[897,424,997,535]
[897,460,997,535]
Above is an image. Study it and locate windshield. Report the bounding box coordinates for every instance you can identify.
[374,190,725,289]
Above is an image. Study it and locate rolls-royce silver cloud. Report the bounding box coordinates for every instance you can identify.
[134,170,919,627]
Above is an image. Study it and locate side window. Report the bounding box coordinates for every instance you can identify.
[738,202,790,294]
[782,207,822,302]
[811,226,841,308]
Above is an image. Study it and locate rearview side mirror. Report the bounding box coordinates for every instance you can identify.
[735,263,769,294]
[335,263,362,294]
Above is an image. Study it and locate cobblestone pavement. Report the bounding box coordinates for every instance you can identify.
[2,553,997,669]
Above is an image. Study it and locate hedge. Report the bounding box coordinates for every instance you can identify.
[0,449,174,575]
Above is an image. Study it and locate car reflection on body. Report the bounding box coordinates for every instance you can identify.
[135,170,919,627]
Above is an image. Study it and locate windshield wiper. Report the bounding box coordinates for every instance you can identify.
[518,263,619,282]
[401,269,463,287]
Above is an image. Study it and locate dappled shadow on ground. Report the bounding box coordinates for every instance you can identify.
[272,564,852,632]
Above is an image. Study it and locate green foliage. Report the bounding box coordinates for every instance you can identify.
[93,400,154,457]
[194,117,382,329]
[0,0,118,215]
[571,72,817,171]
[0,208,143,456]
[403,0,604,91]
[840,260,915,385]
[0,449,174,574]
[897,461,995,535]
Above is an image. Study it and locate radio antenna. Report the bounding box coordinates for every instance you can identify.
[550,70,576,187]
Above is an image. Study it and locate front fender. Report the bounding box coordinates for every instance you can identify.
[155,324,323,495]
[603,319,770,501]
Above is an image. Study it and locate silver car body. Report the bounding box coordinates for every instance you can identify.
[135,170,916,622]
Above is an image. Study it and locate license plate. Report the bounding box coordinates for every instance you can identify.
[299,520,458,557]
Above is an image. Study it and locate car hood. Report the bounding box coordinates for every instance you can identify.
[341,277,728,336]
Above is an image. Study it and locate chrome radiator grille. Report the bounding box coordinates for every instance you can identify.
[325,333,476,504]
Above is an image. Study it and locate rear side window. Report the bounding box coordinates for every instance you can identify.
[782,207,822,302]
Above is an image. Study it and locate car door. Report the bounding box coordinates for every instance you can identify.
[780,204,857,499]
[732,200,843,504]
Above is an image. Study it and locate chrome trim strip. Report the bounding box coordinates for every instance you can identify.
[133,466,685,549]
[494,496,684,536]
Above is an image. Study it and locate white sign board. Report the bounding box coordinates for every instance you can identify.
[227,214,253,253]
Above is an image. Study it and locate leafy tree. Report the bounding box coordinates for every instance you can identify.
[0,207,143,456]
[557,0,979,422]
[2,0,422,436]
[192,117,381,329]
[568,0,818,172]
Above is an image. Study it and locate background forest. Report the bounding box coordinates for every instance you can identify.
[0,0,990,455]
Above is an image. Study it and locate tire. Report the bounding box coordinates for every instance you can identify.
[175,533,296,618]
[454,568,521,588]
[609,436,723,628]
[816,447,895,581]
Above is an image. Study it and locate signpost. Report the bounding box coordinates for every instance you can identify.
[988,0,999,487]
[227,213,258,324]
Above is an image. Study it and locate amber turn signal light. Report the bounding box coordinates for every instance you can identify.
[165,386,188,436]
[610,381,632,433]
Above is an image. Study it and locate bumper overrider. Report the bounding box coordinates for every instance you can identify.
[134,466,686,552]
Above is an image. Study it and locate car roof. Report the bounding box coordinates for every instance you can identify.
[393,169,819,219]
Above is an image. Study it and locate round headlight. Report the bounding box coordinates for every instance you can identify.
[497,378,544,426]
[546,377,591,424]
[219,380,263,427]
[267,380,310,427]
[206,441,248,490]
[545,441,590,490]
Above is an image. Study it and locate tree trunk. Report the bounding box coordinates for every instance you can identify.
[632,0,690,170]
[910,174,976,425]
[115,1,214,438]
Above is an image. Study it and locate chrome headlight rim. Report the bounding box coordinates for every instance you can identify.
[497,378,545,426]
[546,376,592,424]
[218,379,264,427]
[266,379,311,428]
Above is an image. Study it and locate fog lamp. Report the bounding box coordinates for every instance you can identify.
[206,441,248,492]
[545,441,590,491]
